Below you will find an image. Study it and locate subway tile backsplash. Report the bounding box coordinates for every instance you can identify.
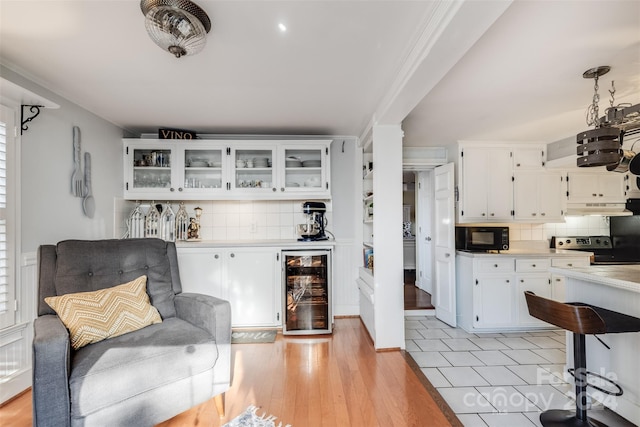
[514,216,610,241]
[115,199,333,241]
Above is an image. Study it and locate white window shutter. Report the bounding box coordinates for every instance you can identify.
[0,106,16,330]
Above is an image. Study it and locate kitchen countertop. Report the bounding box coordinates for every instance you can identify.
[175,239,336,249]
[550,264,640,294]
[456,248,593,258]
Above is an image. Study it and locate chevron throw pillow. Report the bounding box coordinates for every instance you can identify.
[45,275,162,349]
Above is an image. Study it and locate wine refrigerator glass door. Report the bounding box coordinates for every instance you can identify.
[283,250,332,335]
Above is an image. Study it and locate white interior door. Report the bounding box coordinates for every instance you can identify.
[415,170,433,293]
[434,163,456,326]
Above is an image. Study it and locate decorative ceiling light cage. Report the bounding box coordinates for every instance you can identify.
[577,66,640,168]
[140,0,211,58]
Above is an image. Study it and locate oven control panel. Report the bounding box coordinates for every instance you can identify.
[551,236,612,250]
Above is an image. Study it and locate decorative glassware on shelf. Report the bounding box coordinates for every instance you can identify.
[159,202,176,242]
[145,202,160,238]
[175,202,189,241]
[127,201,145,238]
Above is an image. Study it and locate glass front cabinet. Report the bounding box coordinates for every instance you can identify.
[283,250,332,335]
[123,139,331,200]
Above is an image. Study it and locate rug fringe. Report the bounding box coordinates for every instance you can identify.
[248,405,292,427]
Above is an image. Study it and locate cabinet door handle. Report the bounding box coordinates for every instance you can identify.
[506,279,510,283]
[230,253,235,258]
[281,187,285,192]
[532,213,536,216]
[482,213,486,216]
[178,187,183,192]
[520,279,524,283]
[532,264,536,267]
[273,187,277,192]
[170,187,175,192]
[490,213,495,216]
[567,263,573,267]
[599,194,604,197]
[541,213,546,216]
[592,193,597,197]
[445,253,450,258]
[494,264,498,268]
[214,254,219,259]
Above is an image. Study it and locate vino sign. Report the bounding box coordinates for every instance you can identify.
[158,128,197,140]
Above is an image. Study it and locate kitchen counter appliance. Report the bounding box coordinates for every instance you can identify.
[550,234,640,265]
[283,250,332,335]
[455,226,509,252]
[297,201,329,241]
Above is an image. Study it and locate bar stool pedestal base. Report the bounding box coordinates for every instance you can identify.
[540,410,606,427]
[541,408,636,427]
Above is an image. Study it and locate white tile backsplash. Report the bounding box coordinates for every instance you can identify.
[505,216,610,244]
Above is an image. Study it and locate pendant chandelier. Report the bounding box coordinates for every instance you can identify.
[140,0,211,58]
[577,66,640,168]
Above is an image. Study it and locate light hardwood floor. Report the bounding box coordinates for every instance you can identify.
[1,318,459,427]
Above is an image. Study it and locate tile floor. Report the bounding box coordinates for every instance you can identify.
[405,315,580,427]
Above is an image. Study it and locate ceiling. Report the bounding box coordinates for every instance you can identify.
[1,1,639,147]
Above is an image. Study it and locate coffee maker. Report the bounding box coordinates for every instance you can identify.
[297,201,329,241]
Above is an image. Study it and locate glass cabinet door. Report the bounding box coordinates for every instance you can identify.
[230,146,277,192]
[128,145,176,195]
[283,250,331,335]
[281,146,327,194]
[183,147,226,193]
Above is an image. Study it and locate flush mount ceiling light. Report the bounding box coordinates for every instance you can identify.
[577,66,640,168]
[140,0,211,58]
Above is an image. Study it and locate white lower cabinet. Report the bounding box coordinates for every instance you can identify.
[177,247,281,328]
[457,254,589,332]
[474,275,515,329]
[516,274,551,327]
[550,257,591,302]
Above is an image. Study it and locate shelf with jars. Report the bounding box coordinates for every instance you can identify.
[123,139,332,200]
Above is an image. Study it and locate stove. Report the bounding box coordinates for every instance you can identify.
[550,235,640,265]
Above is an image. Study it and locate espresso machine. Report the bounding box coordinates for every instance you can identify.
[297,201,329,241]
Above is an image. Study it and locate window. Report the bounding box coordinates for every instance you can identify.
[0,105,16,329]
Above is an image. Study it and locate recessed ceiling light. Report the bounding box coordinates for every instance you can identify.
[278,23,287,32]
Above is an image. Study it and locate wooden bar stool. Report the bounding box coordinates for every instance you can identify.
[524,291,640,427]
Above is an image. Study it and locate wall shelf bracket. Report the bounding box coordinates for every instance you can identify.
[21,104,44,134]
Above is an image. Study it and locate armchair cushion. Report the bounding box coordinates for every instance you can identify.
[44,275,162,349]
[68,317,218,421]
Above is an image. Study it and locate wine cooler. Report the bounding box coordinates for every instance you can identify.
[283,250,332,335]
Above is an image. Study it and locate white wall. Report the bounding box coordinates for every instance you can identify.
[1,65,124,252]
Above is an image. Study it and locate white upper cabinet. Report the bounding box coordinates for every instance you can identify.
[514,171,565,222]
[278,144,330,196]
[230,144,278,195]
[123,139,331,200]
[513,145,546,169]
[458,145,513,222]
[566,170,625,203]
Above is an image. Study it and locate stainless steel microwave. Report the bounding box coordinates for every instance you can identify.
[455,226,509,252]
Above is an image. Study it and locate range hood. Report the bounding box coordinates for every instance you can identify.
[565,202,632,216]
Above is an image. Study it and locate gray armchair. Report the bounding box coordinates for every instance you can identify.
[33,238,231,427]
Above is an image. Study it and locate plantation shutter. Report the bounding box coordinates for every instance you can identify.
[0,107,15,330]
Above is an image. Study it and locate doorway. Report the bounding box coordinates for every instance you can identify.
[403,170,434,311]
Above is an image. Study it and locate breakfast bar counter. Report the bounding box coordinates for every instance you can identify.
[549,265,640,425]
